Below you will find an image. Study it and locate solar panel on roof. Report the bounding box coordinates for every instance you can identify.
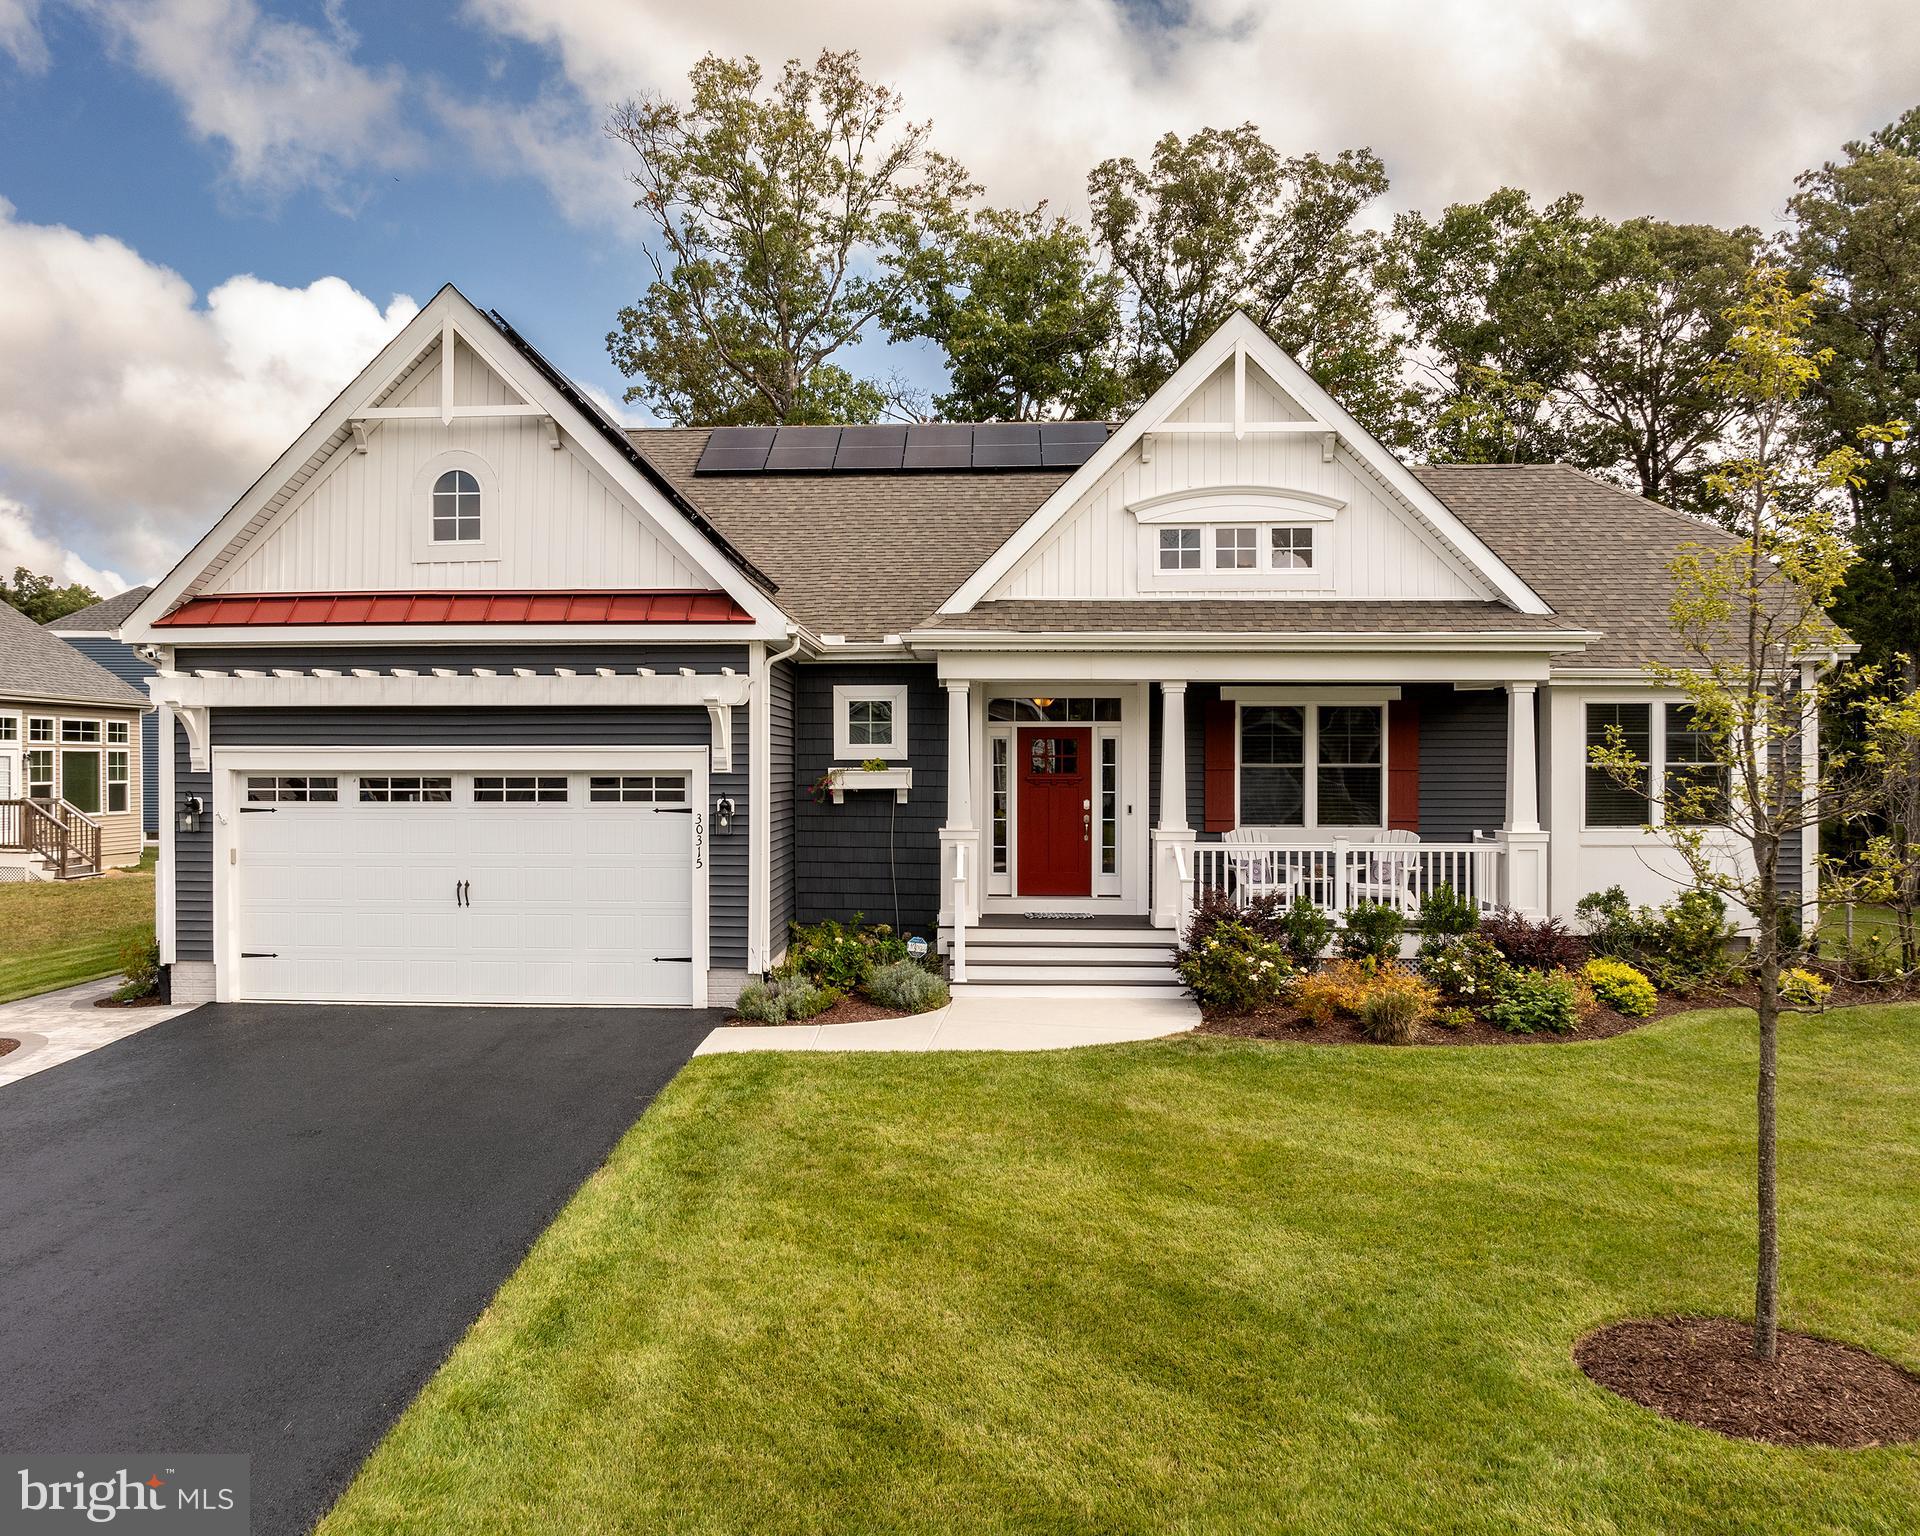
[694,426,776,473]
[1039,421,1110,467]
[972,422,1043,467]
[902,423,973,470]
[765,425,842,471]
[833,424,907,470]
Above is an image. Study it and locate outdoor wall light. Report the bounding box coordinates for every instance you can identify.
[715,796,736,834]
[177,794,204,834]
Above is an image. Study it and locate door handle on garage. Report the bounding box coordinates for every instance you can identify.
[461,880,471,907]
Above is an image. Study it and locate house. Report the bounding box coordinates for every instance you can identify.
[44,586,159,842]
[0,598,150,880]
[120,287,1811,1009]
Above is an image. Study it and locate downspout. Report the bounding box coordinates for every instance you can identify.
[748,629,804,977]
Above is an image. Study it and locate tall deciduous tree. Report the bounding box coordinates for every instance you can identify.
[1788,106,1920,675]
[605,51,976,425]
[1088,126,1409,440]
[1380,189,1614,464]
[904,205,1125,421]
[1589,267,1909,1361]
[1,567,99,624]
[1566,218,1759,509]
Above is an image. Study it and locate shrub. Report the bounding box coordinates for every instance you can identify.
[1359,986,1423,1044]
[1430,1004,1474,1031]
[1184,888,1290,950]
[1779,967,1833,1011]
[116,936,161,1002]
[1486,968,1583,1035]
[1337,901,1405,964]
[1276,894,1335,966]
[1417,883,1480,936]
[1176,920,1295,1013]
[865,959,949,1013]
[1417,932,1510,1008]
[1844,929,1903,981]
[1574,886,1737,990]
[1296,959,1435,1029]
[1584,957,1656,1017]
[734,972,839,1023]
[787,915,909,991]
[1481,908,1584,972]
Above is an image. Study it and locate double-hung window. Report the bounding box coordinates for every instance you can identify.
[107,751,130,813]
[1663,704,1729,825]
[1237,703,1385,828]
[25,749,54,800]
[1585,704,1652,827]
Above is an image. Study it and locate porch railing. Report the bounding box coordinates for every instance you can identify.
[1,798,102,878]
[1190,838,1502,920]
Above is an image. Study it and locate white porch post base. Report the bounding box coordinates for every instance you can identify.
[938,828,983,931]
[1500,830,1550,917]
[1150,828,1197,931]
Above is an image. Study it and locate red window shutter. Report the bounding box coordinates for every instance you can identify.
[1387,698,1420,832]
[1203,699,1236,832]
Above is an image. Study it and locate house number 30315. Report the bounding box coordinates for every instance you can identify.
[692,811,705,870]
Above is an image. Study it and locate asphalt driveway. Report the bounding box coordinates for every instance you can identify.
[0,1001,720,1535]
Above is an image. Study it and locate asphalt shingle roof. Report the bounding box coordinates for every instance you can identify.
[42,586,152,633]
[629,429,1748,665]
[0,600,150,708]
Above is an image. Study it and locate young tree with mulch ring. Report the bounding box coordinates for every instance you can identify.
[1589,264,1911,1364]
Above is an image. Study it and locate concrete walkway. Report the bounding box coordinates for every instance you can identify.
[0,977,198,1087]
[695,990,1198,1054]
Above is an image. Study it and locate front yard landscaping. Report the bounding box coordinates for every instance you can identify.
[323,1003,1920,1535]
[0,861,155,1003]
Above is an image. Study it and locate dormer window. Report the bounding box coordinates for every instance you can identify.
[432,469,482,544]
[1271,526,1314,569]
[1158,528,1201,571]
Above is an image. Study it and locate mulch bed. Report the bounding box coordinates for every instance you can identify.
[0,1038,17,1059]
[1198,973,1920,1047]
[1575,1317,1920,1448]
[724,995,915,1028]
[92,993,165,1010]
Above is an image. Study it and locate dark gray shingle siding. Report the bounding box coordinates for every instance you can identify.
[793,663,944,938]
[173,718,213,963]
[1415,685,1508,841]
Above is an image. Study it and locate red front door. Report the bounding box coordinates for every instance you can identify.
[1016,727,1092,897]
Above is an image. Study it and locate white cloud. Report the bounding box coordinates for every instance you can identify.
[0,198,417,585]
[0,0,47,70]
[459,0,1920,230]
[77,0,419,201]
[0,496,126,595]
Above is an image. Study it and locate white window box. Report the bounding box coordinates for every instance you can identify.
[822,765,912,804]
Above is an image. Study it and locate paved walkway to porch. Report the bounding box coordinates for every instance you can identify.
[0,977,200,1087]
[694,991,1198,1054]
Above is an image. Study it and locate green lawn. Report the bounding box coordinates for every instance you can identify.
[323,1008,1920,1536]
[0,863,154,1002]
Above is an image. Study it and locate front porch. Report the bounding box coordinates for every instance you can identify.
[935,663,1554,983]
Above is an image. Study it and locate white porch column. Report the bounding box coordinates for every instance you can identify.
[1502,681,1550,916]
[1151,681,1196,929]
[938,679,981,938]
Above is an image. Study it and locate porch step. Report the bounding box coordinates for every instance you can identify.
[953,922,1183,995]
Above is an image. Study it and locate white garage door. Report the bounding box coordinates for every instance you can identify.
[233,768,696,1006]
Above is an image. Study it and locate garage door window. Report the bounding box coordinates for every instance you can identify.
[358,775,453,803]
[588,774,686,803]
[474,775,568,803]
[246,775,339,804]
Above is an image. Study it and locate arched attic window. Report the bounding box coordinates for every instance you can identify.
[432,469,482,544]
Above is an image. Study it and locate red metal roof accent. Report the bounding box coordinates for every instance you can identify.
[155,589,754,628]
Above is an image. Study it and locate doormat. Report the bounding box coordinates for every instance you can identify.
[1021,911,1096,921]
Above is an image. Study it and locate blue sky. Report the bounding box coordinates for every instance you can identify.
[2,0,1918,591]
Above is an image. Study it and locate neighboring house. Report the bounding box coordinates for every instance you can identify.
[0,598,150,881]
[45,585,159,842]
[121,287,1815,1009]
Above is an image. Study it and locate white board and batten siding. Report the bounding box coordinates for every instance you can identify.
[986,359,1490,604]
[209,338,706,596]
